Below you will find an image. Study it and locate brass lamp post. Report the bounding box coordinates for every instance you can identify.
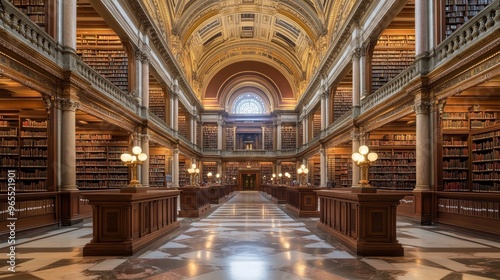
[187,163,200,185]
[120,146,148,187]
[351,145,378,192]
[297,164,309,185]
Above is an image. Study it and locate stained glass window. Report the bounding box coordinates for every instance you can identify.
[231,93,266,114]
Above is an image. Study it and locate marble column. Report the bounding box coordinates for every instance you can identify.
[141,132,150,187]
[415,0,430,55]
[414,97,431,191]
[217,120,223,150]
[352,47,361,116]
[352,128,360,188]
[172,93,179,131]
[359,44,368,100]
[141,53,150,108]
[321,91,327,130]
[60,98,79,190]
[61,0,76,50]
[320,145,327,188]
[173,148,179,188]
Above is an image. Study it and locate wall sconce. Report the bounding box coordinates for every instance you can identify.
[120,146,147,187]
[187,163,200,185]
[352,145,378,191]
[297,164,309,185]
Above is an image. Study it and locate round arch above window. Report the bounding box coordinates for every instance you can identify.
[231,93,268,114]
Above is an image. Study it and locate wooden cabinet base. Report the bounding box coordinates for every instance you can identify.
[82,190,180,256]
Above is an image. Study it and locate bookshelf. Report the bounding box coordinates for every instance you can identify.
[333,88,352,122]
[280,162,296,184]
[224,162,239,183]
[281,125,296,150]
[202,162,217,183]
[0,114,49,192]
[75,131,129,189]
[471,126,500,192]
[260,162,273,184]
[313,112,321,138]
[76,32,128,92]
[9,0,48,31]
[297,122,303,147]
[225,126,235,151]
[178,113,188,139]
[336,155,352,188]
[179,161,187,186]
[312,160,320,186]
[442,107,500,130]
[372,33,415,94]
[203,124,218,150]
[149,148,166,187]
[444,0,493,37]
[369,134,416,190]
[264,127,274,150]
[149,86,166,120]
[438,197,499,219]
[442,133,470,191]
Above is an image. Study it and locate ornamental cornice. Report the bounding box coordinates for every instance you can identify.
[362,100,414,133]
[78,95,136,133]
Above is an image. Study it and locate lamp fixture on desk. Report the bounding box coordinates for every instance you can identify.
[207,171,213,184]
[297,164,309,185]
[351,145,378,191]
[120,146,147,187]
[187,163,200,185]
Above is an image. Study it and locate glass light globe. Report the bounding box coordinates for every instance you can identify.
[207,172,212,177]
[358,145,369,155]
[285,172,290,177]
[300,164,306,170]
[195,168,200,174]
[303,168,309,174]
[352,152,361,162]
[191,163,197,169]
[138,153,147,161]
[121,153,132,162]
[132,146,142,155]
[297,168,303,174]
[279,173,282,177]
[188,168,193,173]
[131,155,137,162]
[216,174,220,178]
[367,152,378,162]
[272,174,276,178]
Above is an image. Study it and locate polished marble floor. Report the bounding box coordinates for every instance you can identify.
[1,191,500,280]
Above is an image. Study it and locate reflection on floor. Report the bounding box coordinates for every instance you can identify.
[1,191,499,279]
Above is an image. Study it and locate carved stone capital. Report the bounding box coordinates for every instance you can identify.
[414,101,431,115]
[351,127,361,140]
[351,47,362,60]
[58,98,80,111]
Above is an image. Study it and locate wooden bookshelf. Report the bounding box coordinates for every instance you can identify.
[203,124,218,150]
[0,114,49,192]
[442,107,500,130]
[179,161,187,186]
[76,32,128,92]
[75,131,129,189]
[224,162,239,183]
[444,0,493,37]
[312,161,320,186]
[149,148,166,188]
[225,126,235,151]
[281,125,296,150]
[442,133,470,191]
[260,162,273,184]
[178,113,188,138]
[264,127,274,150]
[297,122,303,147]
[202,162,217,183]
[369,134,416,190]
[372,33,415,94]
[333,88,352,122]
[149,86,166,120]
[9,0,48,31]
[313,112,321,138]
[280,161,296,184]
[470,126,500,192]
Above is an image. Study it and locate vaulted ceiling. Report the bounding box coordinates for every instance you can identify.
[142,0,357,111]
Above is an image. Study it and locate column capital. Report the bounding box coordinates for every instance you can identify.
[58,98,80,111]
[351,46,362,60]
[414,101,431,115]
[173,148,179,155]
[42,94,53,113]
[351,127,361,140]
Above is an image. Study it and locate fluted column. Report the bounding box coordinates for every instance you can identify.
[141,132,149,187]
[172,93,179,131]
[414,95,431,191]
[173,148,179,188]
[415,0,430,55]
[60,98,79,190]
[360,44,368,99]
[321,91,327,130]
[351,127,360,188]
[320,145,327,188]
[61,0,76,50]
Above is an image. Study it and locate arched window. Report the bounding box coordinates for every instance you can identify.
[231,93,266,114]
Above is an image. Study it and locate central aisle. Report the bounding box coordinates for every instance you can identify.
[136,191,356,280]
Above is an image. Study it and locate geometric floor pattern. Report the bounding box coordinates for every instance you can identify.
[1,191,499,279]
